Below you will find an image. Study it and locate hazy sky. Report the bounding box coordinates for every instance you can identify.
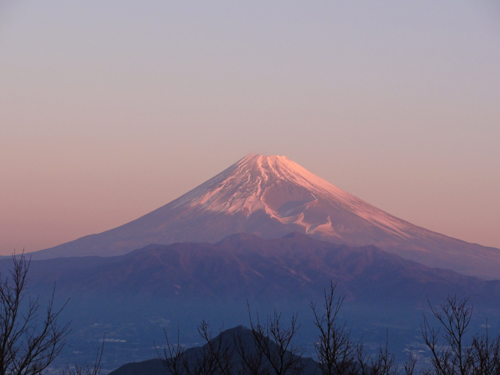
[1,1,499,255]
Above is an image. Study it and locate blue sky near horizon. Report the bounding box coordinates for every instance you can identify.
[1,1,499,254]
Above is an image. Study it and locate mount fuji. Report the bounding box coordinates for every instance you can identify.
[31,154,500,279]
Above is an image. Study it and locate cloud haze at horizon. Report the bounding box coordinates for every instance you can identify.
[0,1,499,255]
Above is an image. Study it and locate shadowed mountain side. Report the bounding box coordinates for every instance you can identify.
[29,154,500,280]
[12,234,500,307]
[109,326,319,375]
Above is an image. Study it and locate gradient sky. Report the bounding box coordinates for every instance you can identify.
[1,1,499,255]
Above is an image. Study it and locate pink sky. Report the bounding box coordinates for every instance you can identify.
[1,1,499,255]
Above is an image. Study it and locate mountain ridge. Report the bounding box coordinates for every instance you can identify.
[29,154,500,279]
[19,233,500,304]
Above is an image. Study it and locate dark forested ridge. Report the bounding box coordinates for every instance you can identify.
[11,233,500,305]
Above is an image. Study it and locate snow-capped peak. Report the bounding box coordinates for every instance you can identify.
[174,154,412,239]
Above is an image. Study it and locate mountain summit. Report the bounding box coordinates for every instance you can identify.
[172,154,418,243]
[32,154,500,279]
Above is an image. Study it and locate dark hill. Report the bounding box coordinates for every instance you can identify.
[109,326,319,375]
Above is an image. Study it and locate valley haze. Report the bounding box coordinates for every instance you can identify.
[9,232,500,370]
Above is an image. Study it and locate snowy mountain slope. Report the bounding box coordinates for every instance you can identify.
[30,154,500,279]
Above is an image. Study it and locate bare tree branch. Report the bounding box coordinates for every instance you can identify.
[0,253,70,375]
[246,304,304,375]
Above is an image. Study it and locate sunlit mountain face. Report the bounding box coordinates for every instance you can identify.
[31,154,500,279]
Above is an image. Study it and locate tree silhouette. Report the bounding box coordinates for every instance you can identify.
[422,295,500,375]
[0,254,70,375]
